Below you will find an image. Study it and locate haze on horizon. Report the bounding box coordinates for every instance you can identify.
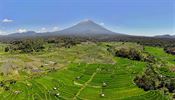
[0,0,174,36]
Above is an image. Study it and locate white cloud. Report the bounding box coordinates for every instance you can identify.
[17,29,27,33]
[52,26,59,31]
[100,22,105,26]
[41,27,46,31]
[2,18,13,23]
[37,27,47,33]
[37,27,59,33]
[41,27,47,32]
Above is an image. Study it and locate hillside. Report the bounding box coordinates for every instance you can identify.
[56,20,118,36]
[2,20,121,38]
[0,41,174,100]
[154,35,175,38]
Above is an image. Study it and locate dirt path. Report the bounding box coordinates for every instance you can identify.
[73,69,98,100]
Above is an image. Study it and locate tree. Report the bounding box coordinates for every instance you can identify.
[7,38,45,53]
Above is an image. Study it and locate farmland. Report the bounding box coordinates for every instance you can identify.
[0,41,174,100]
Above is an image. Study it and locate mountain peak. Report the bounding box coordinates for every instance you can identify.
[83,19,92,22]
[58,19,118,36]
[78,19,95,25]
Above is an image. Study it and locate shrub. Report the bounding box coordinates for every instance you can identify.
[114,47,153,62]
[4,47,9,52]
[8,39,45,53]
[164,47,175,55]
[134,65,162,91]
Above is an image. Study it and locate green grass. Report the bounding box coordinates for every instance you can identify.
[0,61,168,100]
[0,42,172,100]
[145,46,175,77]
[145,46,175,65]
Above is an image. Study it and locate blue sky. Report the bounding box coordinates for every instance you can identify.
[0,0,174,36]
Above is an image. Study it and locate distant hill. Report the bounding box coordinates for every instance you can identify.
[3,20,123,38]
[55,20,119,36]
[154,34,175,38]
[8,31,37,37]
[1,20,174,39]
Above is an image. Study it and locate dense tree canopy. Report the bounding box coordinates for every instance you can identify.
[6,39,45,53]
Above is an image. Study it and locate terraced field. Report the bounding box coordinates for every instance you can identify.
[0,42,172,99]
[145,46,175,65]
[0,58,169,100]
[145,46,175,77]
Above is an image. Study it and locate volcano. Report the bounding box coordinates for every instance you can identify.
[57,20,119,36]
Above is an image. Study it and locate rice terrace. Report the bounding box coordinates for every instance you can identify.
[0,0,174,99]
[0,40,174,100]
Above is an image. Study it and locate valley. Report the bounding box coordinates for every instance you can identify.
[1,0,174,99]
[0,41,174,100]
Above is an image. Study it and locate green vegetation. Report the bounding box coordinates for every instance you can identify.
[164,47,175,56]
[5,39,45,53]
[133,46,175,98]
[0,40,174,100]
[107,43,155,63]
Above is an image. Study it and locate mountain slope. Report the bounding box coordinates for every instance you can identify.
[4,20,124,38]
[9,31,37,37]
[56,20,118,36]
[154,34,175,38]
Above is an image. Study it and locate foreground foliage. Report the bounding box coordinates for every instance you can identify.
[0,41,174,100]
[107,43,155,63]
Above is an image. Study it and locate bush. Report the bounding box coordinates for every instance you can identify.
[4,47,9,52]
[114,47,154,62]
[135,65,175,94]
[134,75,157,91]
[165,79,175,93]
[8,39,45,53]
[134,65,162,91]
[164,47,175,55]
